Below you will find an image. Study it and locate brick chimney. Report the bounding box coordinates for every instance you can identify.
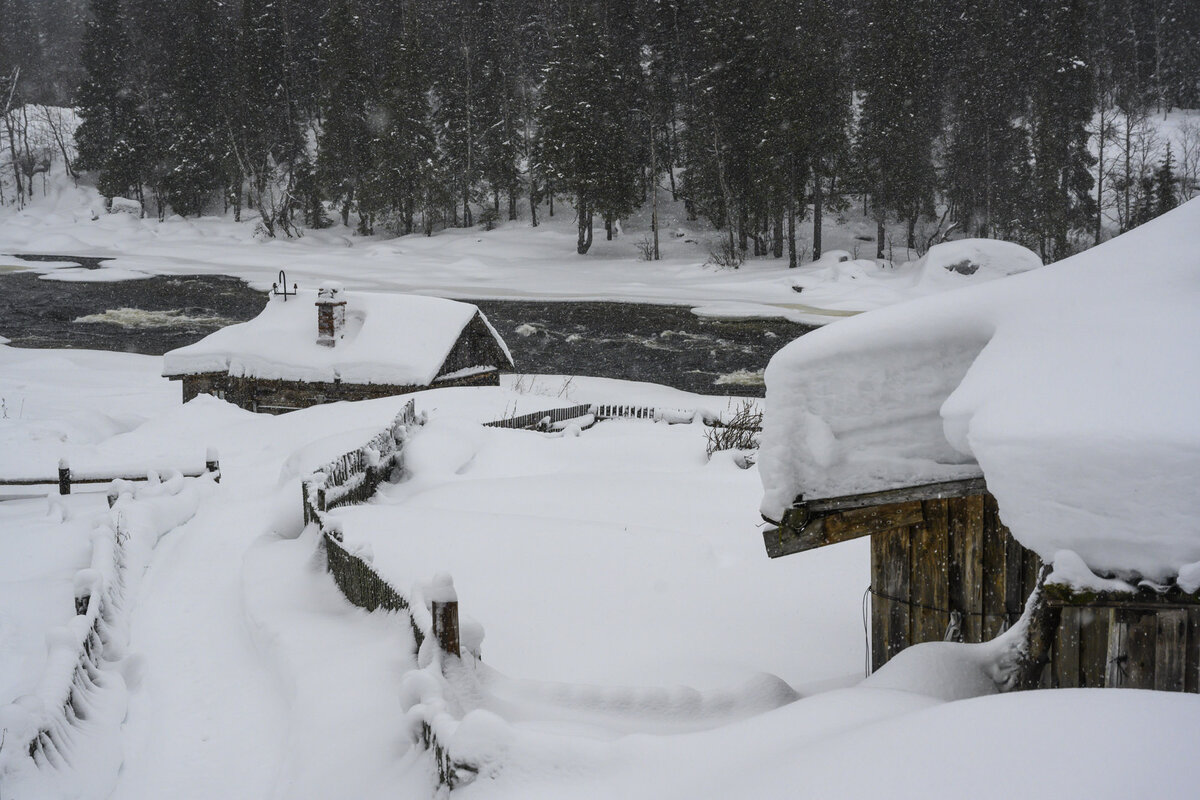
[315,282,346,347]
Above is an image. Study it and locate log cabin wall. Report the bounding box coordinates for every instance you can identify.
[177,369,499,413]
[869,493,1043,673]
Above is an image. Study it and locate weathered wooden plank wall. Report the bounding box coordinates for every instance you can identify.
[1047,603,1200,691]
[868,491,1200,692]
[869,492,1042,672]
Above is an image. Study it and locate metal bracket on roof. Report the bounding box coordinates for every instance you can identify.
[272,270,298,301]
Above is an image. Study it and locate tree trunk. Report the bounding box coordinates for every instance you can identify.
[651,126,660,259]
[876,215,885,260]
[787,199,797,268]
[576,201,593,254]
[5,114,24,205]
[812,170,823,261]
[772,205,784,259]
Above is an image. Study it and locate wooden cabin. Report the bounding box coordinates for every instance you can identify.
[757,204,1200,694]
[163,283,514,414]
[762,478,1200,692]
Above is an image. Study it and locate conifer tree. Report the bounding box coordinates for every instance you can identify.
[1027,0,1096,259]
[159,0,227,216]
[232,0,307,235]
[539,0,640,254]
[362,7,436,235]
[855,0,944,256]
[1153,146,1178,217]
[317,0,374,230]
[943,0,1029,239]
[74,0,144,203]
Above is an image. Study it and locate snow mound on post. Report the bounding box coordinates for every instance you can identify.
[912,238,1042,288]
[760,199,1200,582]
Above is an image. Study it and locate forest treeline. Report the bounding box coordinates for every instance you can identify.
[2,0,1198,261]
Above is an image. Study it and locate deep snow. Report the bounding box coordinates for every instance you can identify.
[760,198,1200,583]
[2,343,1197,799]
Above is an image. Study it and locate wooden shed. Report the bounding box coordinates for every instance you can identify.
[762,477,1200,692]
[163,284,514,414]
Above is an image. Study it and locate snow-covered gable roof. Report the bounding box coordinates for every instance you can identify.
[163,290,513,387]
[759,200,1200,582]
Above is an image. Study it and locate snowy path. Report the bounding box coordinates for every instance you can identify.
[107,477,429,800]
[239,529,427,800]
[109,496,289,800]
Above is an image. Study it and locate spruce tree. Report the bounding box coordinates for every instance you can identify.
[74,0,143,203]
[362,7,436,235]
[160,0,226,216]
[1153,146,1178,217]
[539,0,640,254]
[1027,0,1096,259]
[317,0,373,231]
[943,0,1029,239]
[233,0,307,235]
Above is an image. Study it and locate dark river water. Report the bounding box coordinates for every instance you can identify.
[0,255,811,396]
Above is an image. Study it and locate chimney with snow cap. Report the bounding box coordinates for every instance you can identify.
[316,282,346,347]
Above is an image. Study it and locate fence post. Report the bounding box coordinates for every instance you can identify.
[58,458,71,495]
[206,447,220,482]
[430,574,460,658]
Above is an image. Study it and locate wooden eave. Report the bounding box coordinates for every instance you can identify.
[1042,582,1200,609]
[762,476,988,559]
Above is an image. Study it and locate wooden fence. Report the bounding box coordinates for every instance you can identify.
[300,399,465,790]
[483,403,593,431]
[0,452,219,496]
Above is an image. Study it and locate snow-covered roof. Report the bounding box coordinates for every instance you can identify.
[163,290,513,386]
[759,200,1200,582]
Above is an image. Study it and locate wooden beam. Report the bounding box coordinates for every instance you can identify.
[762,517,826,559]
[763,500,925,558]
[801,476,987,515]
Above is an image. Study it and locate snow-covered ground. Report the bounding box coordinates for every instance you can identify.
[2,169,1044,326]
[2,343,1198,799]
[2,109,1198,800]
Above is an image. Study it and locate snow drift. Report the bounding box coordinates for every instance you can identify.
[760,199,1200,582]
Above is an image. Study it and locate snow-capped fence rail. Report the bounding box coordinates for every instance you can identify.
[302,401,418,521]
[483,403,593,431]
[592,403,760,431]
[483,402,748,432]
[0,451,220,496]
[0,474,211,796]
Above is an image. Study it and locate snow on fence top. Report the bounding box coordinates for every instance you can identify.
[759,199,1200,583]
[162,289,513,386]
